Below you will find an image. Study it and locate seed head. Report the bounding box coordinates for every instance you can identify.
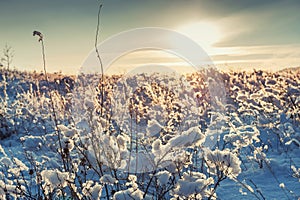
[33,30,43,42]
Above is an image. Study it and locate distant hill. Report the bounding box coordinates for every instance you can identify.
[278,66,300,73]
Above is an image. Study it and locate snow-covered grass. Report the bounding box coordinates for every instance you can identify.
[0,68,300,199]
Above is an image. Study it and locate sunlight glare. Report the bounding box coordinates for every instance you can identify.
[176,21,222,54]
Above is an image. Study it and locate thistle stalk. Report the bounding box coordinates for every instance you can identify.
[33,31,67,172]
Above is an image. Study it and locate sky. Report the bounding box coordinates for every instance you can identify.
[0,0,300,74]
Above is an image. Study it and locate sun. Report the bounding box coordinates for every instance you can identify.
[176,21,222,54]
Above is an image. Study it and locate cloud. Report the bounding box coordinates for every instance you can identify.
[215,0,300,47]
[212,44,300,71]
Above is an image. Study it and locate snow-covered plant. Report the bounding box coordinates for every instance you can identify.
[172,171,214,199]
[82,180,103,199]
[113,175,144,200]
[204,149,241,179]
[224,123,260,151]
[0,154,30,199]
[291,165,300,181]
[40,169,70,195]
[1,68,300,199]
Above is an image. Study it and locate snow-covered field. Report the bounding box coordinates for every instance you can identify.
[0,68,300,199]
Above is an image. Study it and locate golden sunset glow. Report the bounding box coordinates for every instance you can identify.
[1,1,300,73]
[176,21,222,54]
[106,50,197,75]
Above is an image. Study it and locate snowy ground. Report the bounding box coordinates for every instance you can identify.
[0,68,300,199]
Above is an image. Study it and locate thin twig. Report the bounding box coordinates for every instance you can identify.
[95,1,105,117]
